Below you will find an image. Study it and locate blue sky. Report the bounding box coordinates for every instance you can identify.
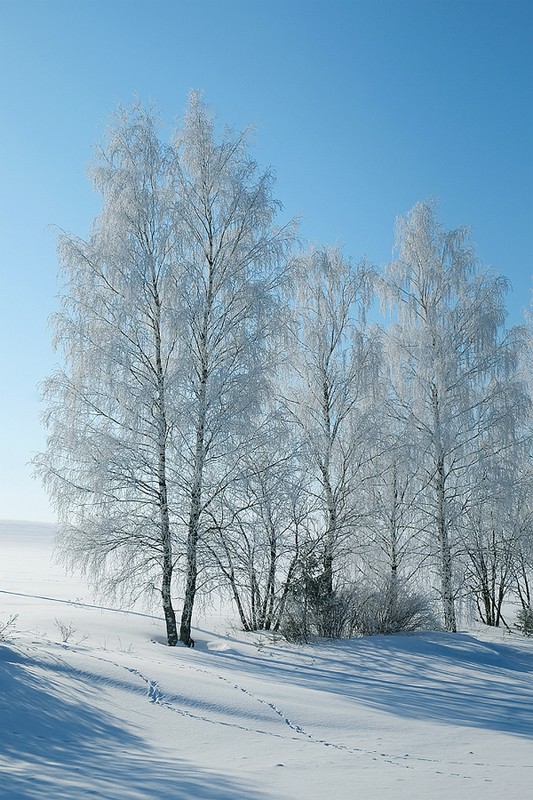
[1,0,532,521]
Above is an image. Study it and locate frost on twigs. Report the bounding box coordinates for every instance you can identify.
[0,614,19,641]
[53,618,89,646]
[351,579,439,636]
[281,572,438,642]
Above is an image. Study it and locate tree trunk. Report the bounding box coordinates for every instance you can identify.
[180,456,202,646]
[154,287,178,646]
[179,261,212,646]
[320,464,337,600]
[162,553,178,646]
[179,525,197,647]
[432,385,456,633]
[436,467,456,632]
[261,522,277,629]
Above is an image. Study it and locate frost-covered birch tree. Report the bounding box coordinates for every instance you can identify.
[286,246,376,632]
[169,94,294,646]
[35,105,181,645]
[204,409,309,632]
[36,94,294,647]
[512,317,533,617]
[380,201,527,631]
[363,391,430,593]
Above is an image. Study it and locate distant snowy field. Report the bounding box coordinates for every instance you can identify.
[1,521,532,800]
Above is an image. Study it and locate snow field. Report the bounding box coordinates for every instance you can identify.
[1,520,532,799]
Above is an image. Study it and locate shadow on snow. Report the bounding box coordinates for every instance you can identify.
[215,631,533,739]
[0,643,268,800]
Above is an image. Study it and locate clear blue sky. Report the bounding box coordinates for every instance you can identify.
[1,0,532,522]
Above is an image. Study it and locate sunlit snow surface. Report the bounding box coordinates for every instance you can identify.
[1,520,532,800]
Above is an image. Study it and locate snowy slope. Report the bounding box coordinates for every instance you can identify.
[1,520,532,800]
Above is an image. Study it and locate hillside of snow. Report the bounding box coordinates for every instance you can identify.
[1,520,532,800]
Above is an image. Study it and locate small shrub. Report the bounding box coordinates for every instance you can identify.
[0,613,19,641]
[280,603,311,643]
[54,618,77,642]
[53,618,88,645]
[280,560,438,642]
[280,568,358,642]
[352,577,438,636]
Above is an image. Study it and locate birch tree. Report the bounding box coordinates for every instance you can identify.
[36,105,181,644]
[380,201,527,631]
[205,410,309,632]
[36,95,294,647]
[286,246,376,632]
[170,94,294,645]
[363,408,429,593]
[513,319,533,617]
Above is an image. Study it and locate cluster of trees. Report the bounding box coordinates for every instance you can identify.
[36,95,533,645]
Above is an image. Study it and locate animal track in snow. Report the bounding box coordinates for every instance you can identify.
[28,639,533,783]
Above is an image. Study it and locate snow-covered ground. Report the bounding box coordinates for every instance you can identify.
[1,521,532,800]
